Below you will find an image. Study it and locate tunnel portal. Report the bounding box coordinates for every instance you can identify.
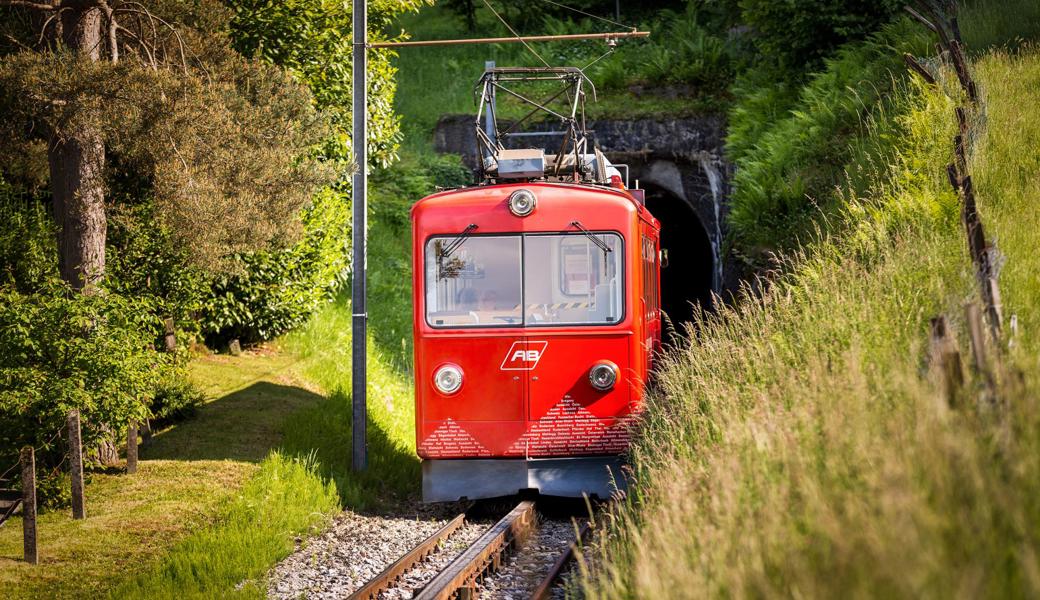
[643,183,715,333]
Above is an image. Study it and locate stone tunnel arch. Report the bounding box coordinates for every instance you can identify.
[432,114,732,329]
[640,181,715,331]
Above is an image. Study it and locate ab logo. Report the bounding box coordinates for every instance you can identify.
[500,341,548,371]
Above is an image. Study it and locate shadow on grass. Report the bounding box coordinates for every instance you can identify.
[142,382,325,463]
[280,388,421,512]
[142,380,420,511]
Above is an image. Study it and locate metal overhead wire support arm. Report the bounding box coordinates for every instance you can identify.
[368,30,648,48]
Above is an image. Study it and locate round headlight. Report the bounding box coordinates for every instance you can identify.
[589,361,619,391]
[508,189,537,217]
[434,364,463,395]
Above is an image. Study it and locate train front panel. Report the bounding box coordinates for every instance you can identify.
[411,182,659,501]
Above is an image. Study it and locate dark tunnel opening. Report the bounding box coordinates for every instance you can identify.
[642,183,715,332]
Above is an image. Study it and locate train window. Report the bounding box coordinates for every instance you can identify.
[425,236,523,327]
[524,233,623,326]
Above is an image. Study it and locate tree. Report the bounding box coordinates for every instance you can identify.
[0,0,334,464]
[0,0,334,292]
[734,0,904,71]
[443,0,478,32]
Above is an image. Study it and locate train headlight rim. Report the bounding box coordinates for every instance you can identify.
[508,189,537,217]
[433,364,464,395]
[589,361,619,391]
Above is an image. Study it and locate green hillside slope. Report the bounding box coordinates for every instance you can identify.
[581,42,1040,599]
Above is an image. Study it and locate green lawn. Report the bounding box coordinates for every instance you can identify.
[0,348,328,599]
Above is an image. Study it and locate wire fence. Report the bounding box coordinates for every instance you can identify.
[903,1,1017,408]
[1,412,144,564]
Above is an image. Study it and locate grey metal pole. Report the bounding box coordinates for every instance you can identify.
[485,60,496,147]
[351,0,368,472]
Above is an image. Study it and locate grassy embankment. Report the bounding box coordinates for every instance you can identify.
[581,12,1040,600]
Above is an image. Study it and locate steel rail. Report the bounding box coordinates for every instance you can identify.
[348,512,468,600]
[529,520,592,600]
[370,30,648,49]
[415,501,538,600]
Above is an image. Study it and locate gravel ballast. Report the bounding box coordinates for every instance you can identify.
[266,503,470,600]
[478,516,582,600]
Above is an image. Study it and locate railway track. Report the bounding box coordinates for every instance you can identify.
[348,500,590,600]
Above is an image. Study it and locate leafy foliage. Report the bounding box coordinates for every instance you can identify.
[737,0,904,72]
[0,281,159,459]
[0,1,336,272]
[150,373,206,425]
[201,189,351,345]
[227,0,431,169]
[194,0,434,345]
[106,201,208,343]
[726,18,934,257]
[0,181,56,292]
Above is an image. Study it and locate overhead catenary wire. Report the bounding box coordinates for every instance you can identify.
[534,0,635,31]
[480,0,552,68]
[582,44,616,70]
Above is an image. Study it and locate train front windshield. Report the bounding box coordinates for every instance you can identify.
[425,233,623,328]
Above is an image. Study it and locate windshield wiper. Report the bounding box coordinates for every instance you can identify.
[570,220,611,253]
[440,223,478,258]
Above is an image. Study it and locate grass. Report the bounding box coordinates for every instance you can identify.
[0,349,329,599]
[110,451,336,599]
[102,195,428,593]
[579,39,1040,599]
[279,293,420,510]
[0,460,250,600]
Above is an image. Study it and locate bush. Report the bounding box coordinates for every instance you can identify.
[0,280,161,465]
[35,470,71,511]
[737,0,904,73]
[201,187,351,345]
[0,180,56,292]
[150,375,206,425]
[106,201,208,345]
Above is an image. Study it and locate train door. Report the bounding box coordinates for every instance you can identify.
[520,232,631,457]
[417,235,527,458]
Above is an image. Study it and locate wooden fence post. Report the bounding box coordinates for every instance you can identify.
[127,422,138,475]
[20,447,37,565]
[964,302,987,372]
[903,53,937,85]
[163,317,177,352]
[68,411,85,520]
[930,316,964,408]
[986,274,1004,338]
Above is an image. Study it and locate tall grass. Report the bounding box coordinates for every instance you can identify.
[111,452,337,599]
[280,293,420,510]
[580,45,1040,598]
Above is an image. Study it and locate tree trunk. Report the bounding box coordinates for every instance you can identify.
[94,424,119,467]
[49,129,106,291]
[49,4,107,292]
[51,6,117,465]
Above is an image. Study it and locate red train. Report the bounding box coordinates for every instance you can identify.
[411,68,662,501]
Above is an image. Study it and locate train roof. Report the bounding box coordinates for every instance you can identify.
[411,181,659,230]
